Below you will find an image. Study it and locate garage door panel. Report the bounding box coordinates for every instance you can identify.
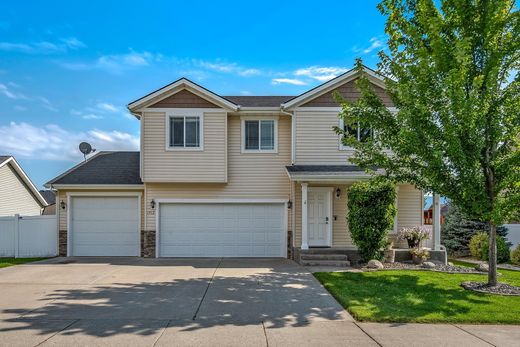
[71,196,139,256]
[159,203,285,258]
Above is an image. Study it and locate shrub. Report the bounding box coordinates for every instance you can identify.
[441,203,509,256]
[512,245,520,265]
[469,232,511,263]
[347,178,397,262]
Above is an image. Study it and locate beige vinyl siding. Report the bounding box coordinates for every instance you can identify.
[397,184,423,230]
[57,190,145,231]
[294,110,355,165]
[143,115,292,230]
[142,111,227,182]
[0,164,42,216]
[292,183,422,248]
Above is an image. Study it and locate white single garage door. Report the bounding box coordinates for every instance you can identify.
[70,196,140,256]
[158,202,286,257]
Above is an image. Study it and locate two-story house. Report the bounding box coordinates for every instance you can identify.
[45,66,424,261]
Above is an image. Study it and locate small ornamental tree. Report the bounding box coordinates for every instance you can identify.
[337,0,520,285]
[347,178,397,262]
[442,203,509,256]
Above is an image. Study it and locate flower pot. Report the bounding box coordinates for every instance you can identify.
[412,254,424,265]
[384,249,395,263]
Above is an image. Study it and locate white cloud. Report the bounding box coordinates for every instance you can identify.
[0,122,139,161]
[0,37,86,54]
[13,105,27,111]
[82,114,103,120]
[271,78,307,86]
[0,83,28,99]
[353,36,385,55]
[294,66,348,82]
[61,51,157,73]
[195,60,262,77]
[96,102,118,112]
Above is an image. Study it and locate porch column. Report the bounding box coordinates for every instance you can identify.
[301,182,309,250]
[432,193,441,251]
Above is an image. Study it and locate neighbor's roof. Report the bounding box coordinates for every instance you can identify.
[0,155,48,207]
[46,151,142,186]
[39,190,56,205]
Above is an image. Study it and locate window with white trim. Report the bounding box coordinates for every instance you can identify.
[339,119,372,149]
[242,119,277,152]
[168,115,202,149]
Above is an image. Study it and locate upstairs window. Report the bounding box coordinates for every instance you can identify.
[340,119,372,149]
[242,118,277,153]
[168,115,202,149]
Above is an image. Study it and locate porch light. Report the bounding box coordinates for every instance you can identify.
[150,199,156,209]
[60,200,66,210]
[287,200,292,209]
[335,188,341,198]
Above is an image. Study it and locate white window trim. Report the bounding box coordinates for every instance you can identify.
[165,111,204,151]
[240,116,279,154]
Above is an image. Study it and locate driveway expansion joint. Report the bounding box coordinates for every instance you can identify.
[353,321,382,347]
[33,318,79,347]
[192,257,222,320]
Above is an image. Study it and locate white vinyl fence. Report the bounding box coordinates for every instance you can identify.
[504,224,520,249]
[0,214,57,258]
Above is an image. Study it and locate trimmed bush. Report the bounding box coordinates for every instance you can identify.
[469,232,511,263]
[511,245,520,265]
[347,178,397,262]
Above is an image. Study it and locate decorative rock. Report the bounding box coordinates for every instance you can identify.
[475,263,489,272]
[367,259,384,269]
[422,262,436,269]
[448,262,454,266]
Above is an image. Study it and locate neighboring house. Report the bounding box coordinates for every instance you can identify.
[424,203,448,225]
[0,156,48,216]
[45,66,424,258]
[39,190,56,215]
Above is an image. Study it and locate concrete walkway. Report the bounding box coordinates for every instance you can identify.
[0,257,518,346]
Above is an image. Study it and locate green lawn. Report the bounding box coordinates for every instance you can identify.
[0,258,47,268]
[315,265,520,324]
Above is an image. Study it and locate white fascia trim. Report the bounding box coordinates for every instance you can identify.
[1,157,48,206]
[127,78,238,111]
[53,184,144,190]
[282,67,386,110]
[155,198,288,204]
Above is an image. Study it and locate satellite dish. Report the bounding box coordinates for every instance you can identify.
[79,142,96,161]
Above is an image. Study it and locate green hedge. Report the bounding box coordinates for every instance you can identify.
[347,178,397,262]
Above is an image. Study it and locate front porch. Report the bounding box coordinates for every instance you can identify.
[286,165,446,266]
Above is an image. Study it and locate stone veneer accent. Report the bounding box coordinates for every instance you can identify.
[141,230,156,257]
[59,230,67,256]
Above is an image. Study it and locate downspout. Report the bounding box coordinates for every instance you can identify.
[280,107,295,165]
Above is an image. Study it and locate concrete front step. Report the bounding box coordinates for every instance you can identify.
[300,254,348,261]
[300,259,351,267]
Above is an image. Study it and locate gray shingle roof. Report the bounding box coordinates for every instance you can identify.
[39,190,56,205]
[0,155,12,165]
[286,165,365,173]
[224,96,293,107]
[46,151,142,185]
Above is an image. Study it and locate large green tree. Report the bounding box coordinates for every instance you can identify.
[337,0,519,285]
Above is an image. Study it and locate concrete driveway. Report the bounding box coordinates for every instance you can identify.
[1,257,518,347]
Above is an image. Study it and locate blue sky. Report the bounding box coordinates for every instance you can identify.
[0,0,387,188]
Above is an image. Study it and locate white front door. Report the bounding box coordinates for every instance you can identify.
[307,188,332,247]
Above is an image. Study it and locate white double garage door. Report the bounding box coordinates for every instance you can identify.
[69,196,286,258]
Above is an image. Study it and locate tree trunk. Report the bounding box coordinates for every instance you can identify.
[488,221,498,286]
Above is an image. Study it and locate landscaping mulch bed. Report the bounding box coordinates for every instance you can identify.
[382,262,484,274]
[358,261,487,274]
[461,281,520,296]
